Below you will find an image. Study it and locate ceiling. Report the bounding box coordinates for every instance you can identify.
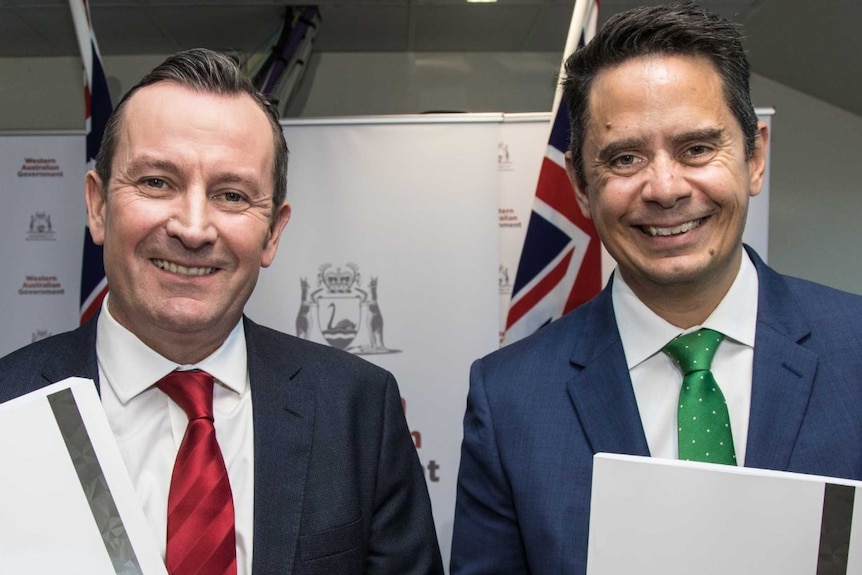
[2,0,860,117]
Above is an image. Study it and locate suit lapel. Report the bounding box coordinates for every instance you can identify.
[245,318,315,575]
[564,249,820,469]
[41,316,100,391]
[566,283,651,457]
[744,249,818,469]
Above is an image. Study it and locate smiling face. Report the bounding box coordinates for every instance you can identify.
[567,54,768,325]
[85,81,291,362]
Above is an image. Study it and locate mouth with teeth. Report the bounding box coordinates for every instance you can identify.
[641,218,704,237]
[152,259,216,276]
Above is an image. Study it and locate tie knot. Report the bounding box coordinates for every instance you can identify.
[663,328,724,375]
[156,369,215,421]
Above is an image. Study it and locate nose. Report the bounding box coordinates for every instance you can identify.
[640,154,690,208]
[164,188,218,248]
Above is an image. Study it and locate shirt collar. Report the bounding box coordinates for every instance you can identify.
[96,294,248,404]
[613,250,759,369]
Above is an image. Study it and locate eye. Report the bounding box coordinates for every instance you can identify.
[681,144,716,163]
[142,177,167,189]
[222,192,244,203]
[608,153,643,173]
[213,191,250,208]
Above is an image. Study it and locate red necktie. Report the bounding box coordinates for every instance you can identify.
[157,370,237,575]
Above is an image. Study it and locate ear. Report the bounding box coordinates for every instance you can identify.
[261,200,292,268]
[84,170,107,246]
[565,151,593,220]
[747,121,769,198]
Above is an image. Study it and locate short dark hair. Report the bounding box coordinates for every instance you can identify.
[561,2,758,185]
[94,48,288,220]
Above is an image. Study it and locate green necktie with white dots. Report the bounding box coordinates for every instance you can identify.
[663,329,736,466]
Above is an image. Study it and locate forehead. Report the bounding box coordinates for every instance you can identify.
[584,54,734,141]
[110,82,277,193]
[117,81,275,169]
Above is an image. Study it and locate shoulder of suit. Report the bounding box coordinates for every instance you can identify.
[0,322,93,368]
[483,300,596,368]
[0,323,95,403]
[777,272,862,320]
[243,317,392,380]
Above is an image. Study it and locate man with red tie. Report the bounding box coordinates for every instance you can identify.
[0,48,443,575]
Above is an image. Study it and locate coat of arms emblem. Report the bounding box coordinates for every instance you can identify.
[26,212,55,241]
[296,263,399,355]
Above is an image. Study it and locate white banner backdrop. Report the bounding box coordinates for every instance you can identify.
[245,116,503,566]
[0,111,771,570]
[0,132,85,356]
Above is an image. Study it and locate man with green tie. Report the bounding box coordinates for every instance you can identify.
[452,3,862,574]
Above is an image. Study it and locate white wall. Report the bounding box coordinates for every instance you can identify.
[287,52,561,116]
[0,57,85,131]
[2,52,860,294]
[750,75,862,295]
[0,52,561,129]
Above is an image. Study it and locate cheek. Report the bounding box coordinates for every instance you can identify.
[687,164,745,202]
[103,210,167,263]
[221,223,269,263]
[105,194,162,227]
[106,212,148,245]
[226,212,276,246]
[592,184,633,221]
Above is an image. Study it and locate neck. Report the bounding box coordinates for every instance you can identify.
[621,251,743,329]
[142,331,226,365]
[640,288,724,329]
[106,298,236,365]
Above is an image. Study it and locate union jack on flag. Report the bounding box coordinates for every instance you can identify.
[503,0,601,345]
[69,0,112,324]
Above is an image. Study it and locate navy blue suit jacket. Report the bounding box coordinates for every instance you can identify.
[0,315,443,575]
[451,248,862,574]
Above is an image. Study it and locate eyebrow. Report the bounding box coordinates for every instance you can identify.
[211,172,260,189]
[668,127,724,148]
[596,136,649,162]
[124,155,261,190]
[595,128,726,161]
[124,156,181,178]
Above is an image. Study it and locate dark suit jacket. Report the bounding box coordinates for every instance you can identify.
[0,315,443,575]
[451,247,862,574]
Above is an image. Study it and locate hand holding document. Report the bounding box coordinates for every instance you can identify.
[0,378,166,575]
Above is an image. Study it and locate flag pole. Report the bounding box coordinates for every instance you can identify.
[551,0,592,114]
[69,0,112,324]
[68,1,95,83]
[502,0,601,345]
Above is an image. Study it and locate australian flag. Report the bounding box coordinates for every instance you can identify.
[69,0,111,324]
[503,0,601,345]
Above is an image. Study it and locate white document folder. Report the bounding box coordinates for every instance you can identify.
[588,453,862,575]
[0,378,167,575]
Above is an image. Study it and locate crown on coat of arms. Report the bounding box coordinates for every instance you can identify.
[319,263,359,294]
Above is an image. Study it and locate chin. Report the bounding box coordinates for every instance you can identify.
[632,257,712,287]
[151,305,221,333]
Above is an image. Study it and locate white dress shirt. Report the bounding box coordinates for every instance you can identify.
[613,252,759,465]
[97,295,254,575]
